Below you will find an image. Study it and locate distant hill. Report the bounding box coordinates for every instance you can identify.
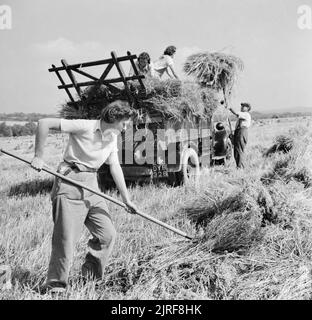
[1,109,311,123]
[259,107,312,114]
[250,108,312,120]
[0,112,58,122]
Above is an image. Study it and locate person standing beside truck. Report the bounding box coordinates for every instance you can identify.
[31,100,138,294]
[229,102,252,169]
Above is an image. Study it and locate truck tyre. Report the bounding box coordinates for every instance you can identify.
[169,148,200,186]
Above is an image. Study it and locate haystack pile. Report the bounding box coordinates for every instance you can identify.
[139,78,220,120]
[103,176,302,299]
[264,135,294,156]
[262,127,312,188]
[59,52,243,121]
[183,52,244,98]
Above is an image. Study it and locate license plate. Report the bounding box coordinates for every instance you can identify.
[152,164,168,178]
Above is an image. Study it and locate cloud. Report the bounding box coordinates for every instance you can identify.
[29,37,127,81]
[31,37,110,62]
[31,40,203,76]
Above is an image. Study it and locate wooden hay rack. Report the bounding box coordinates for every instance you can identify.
[48,51,146,108]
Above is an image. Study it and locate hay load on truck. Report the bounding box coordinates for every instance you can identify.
[49,50,243,188]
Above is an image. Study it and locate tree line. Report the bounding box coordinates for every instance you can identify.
[0,112,57,122]
[0,111,310,138]
[0,122,37,137]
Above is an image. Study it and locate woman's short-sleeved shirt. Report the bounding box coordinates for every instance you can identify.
[61,119,119,170]
[153,55,174,77]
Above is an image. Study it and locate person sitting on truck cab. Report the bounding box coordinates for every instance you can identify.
[153,46,179,80]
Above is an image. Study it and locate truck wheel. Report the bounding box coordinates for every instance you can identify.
[169,148,200,186]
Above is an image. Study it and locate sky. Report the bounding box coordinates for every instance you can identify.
[0,0,311,114]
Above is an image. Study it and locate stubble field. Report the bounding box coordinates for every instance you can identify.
[0,116,312,300]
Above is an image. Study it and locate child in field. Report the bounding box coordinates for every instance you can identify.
[31,100,138,294]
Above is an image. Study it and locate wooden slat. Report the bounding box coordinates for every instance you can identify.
[72,68,98,81]
[48,54,138,72]
[57,75,145,90]
[83,62,115,103]
[111,51,133,104]
[51,64,75,103]
[127,51,145,88]
[72,66,121,93]
[127,51,147,98]
[61,59,81,98]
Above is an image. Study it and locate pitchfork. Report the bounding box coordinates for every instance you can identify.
[0,149,193,240]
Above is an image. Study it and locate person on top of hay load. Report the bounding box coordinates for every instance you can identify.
[128,51,155,78]
[229,102,252,169]
[153,45,179,80]
[30,100,138,294]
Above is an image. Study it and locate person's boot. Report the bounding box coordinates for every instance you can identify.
[39,281,67,295]
[81,253,102,285]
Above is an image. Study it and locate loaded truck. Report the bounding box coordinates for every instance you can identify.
[49,51,233,188]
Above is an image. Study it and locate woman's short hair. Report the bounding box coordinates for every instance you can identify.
[241,102,251,111]
[100,100,137,123]
[138,52,151,64]
[164,45,176,56]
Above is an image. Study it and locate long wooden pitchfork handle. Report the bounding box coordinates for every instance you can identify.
[0,149,193,240]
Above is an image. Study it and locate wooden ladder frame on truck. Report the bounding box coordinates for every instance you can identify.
[48,51,146,107]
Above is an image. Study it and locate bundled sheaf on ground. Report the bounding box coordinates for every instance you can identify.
[103,182,300,299]
[59,51,243,121]
[265,135,294,155]
[262,127,312,188]
[101,126,312,299]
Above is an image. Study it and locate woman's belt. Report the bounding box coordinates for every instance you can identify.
[63,160,97,174]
